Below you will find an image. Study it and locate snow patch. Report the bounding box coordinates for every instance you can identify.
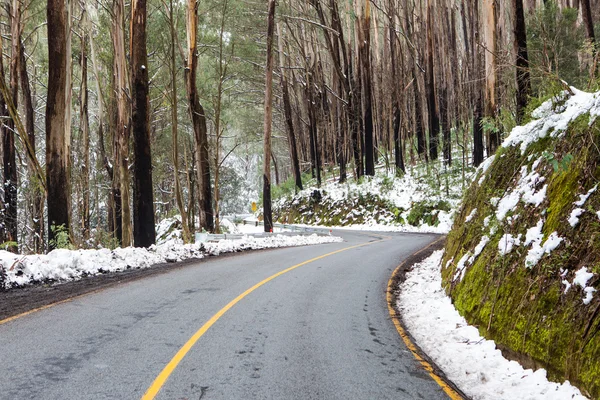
[397,251,588,400]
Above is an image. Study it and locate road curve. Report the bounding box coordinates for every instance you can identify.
[0,231,449,399]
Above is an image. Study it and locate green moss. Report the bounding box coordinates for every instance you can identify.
[443,108,600,398]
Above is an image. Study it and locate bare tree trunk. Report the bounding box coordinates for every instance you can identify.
[425,0,439,162]
[79,28,91,242]
[185,0,214,233]
[2,0,20,251]
[484,0,500,154]
[277,24,303,192]
[358,0,375,175]
[580,0,597,76]
[46,0,71,249]
[514,0,531,123]
[168,0,191,243]
[131,0,156,248]
[263,0,276,233]
[112,0,132,247]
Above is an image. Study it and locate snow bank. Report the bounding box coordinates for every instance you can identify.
[398,251,588,400]
[0,234,343,289]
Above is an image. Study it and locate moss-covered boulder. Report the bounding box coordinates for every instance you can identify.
[442,89,600,398]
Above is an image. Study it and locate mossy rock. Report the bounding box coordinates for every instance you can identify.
[443,108,600,398]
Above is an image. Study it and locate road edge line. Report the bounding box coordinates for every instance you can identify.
[386,237,466,400]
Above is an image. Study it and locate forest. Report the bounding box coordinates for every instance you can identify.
[0,0,598,254]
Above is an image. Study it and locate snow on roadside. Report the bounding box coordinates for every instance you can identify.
[397,250,588,400]
[0,234,343,290]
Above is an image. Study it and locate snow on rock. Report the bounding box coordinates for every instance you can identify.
[503,88,600,154]
[498,234,522,256]
[495,163,547,222]
[398,251,589,400]
[574,185,597,206]
[525,231,563,269]
[0,234,343,290]
[465,208,477,223]
[573,267,596,305]
[569,208,585,228]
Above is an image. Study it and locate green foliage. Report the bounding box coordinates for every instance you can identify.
[406,201,451,227]
[0,241,18,251]
[49,224,74,250]
[527,1,586,92]
[542,151,573,173]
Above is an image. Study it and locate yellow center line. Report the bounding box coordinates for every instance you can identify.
[386,238,464,400]
[141,236,386,400]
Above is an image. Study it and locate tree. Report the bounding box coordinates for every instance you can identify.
[131,0,156,247]
[185,0,214,233]
[112,0,132,247]
[277,23,303,192]
[514,0,531,123]
[263,0,276,233]
[46,0,71,249]
[166,0,192,243]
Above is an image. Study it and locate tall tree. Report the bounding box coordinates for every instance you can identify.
[46,0,71,249]
[167,0,191,243]
[263,0,276,233]
[514,0,531,123]
[277,24,303,192]
[112,0,132,246]
[484,0,500,154]
[79,13,90,243]
[425,0,440,162]
[358,0,375,175]
[131,0,156,247]
[186,0,214,233]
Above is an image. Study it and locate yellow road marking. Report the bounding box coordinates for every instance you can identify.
[386,238,464,400]
[142,236,386,400]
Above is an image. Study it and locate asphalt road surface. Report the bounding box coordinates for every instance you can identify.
[0,231,450,400]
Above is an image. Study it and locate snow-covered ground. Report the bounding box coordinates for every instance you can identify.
[0,233,342,290]
[275,167,469,234]
[397,251,588,400]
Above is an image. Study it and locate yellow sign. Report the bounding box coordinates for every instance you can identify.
[251,202,257,212]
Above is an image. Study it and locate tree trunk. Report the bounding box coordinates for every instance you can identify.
[131,0,156,248]
[186,0,214,233]
[168,0,191,243]
[425,0,440,162]
[46,0,71,249]
[263,0,276,233]
[484,0,500,154]
[514,0,532,123]
[277,24,303,192]
[79,29,91,242]
[112,0,132,247]
[359,0,375,176]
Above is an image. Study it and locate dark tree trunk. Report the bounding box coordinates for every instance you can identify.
[580,0,597,75]
[514,0,532,124]
[20,41,44,253]
[79,31,90,242]
[263,0,276,233]
[131,0,156,247]
[0,36,8,246]
[425,1,439,162]
[359,2,375,176]
[277,24,302,192]
[186,0,214,233]
[440,87,452,165]
[414,70,426,158]
[46,0,71,249]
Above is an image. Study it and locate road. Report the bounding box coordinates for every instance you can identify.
[0,231,451,399]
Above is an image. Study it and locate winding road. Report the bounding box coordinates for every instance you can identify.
[0,231,454,399]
